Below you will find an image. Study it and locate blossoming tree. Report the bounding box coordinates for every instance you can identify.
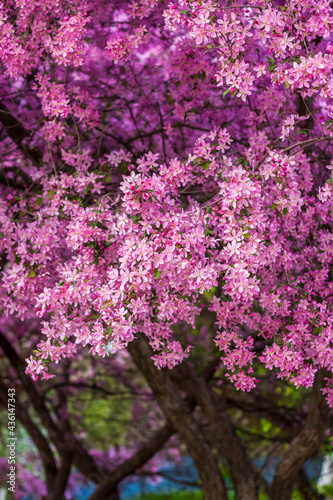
[0,0,333,498]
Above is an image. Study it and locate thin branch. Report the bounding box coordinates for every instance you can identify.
[283,136,332,153]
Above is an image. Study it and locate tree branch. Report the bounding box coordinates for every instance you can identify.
[0,331,104,483]
[0,102,42,165]
[87,358,219,499]
[87,422,173,500]
[270,369,331,500]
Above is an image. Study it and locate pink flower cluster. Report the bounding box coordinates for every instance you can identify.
[106,26,149,64]
[1,0,333,406]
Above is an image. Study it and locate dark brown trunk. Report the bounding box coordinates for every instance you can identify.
[127,334,228,500]
[171,362,259,500]
[270,369,330,500]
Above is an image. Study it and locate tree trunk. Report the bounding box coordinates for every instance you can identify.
[127,334,228,500]
[270,369,330,500]
[171,362,260,500]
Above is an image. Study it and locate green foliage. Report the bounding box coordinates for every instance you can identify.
[65,374,135,450]
[320,483,333,497]
[154,268,162,279]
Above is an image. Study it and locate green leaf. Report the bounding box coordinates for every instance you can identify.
[271,203,279,209]
[295,129,308,135]
[261,418,273,433]
[223,88,230,97]
[36,197,43,206]
[268,62,275,72]
[101,300,112,310]
[166,94,173,106]
[231,89,238,97]
[47,190,55,200]
[200,71,206,82]
[324,119,333,127]
[313,326,324,334]
[154,268,162,279]
[282,207,288,215]
[119,162,128,174]
[202,162,210,170]
[27,270,36,278]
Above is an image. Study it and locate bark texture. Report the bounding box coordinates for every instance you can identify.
[171,362,259,500]
[127,334,228,500]
[270,369,330,500]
